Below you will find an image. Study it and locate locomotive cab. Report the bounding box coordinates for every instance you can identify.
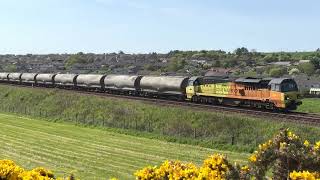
[186,76,200,99]
[268,78,302,110]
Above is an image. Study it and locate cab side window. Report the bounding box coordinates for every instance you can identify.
[271,84,280,91]
[194,80,199,86]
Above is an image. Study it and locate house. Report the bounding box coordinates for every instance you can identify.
[294,60,311,66]
[205,68,238,77]
[293,75,320,91]
[269,61,291,66]
[310,88,320,95]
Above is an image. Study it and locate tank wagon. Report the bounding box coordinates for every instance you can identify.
[139,76,189,99]
[76,74,106,90]
[0,72,303,111]
[21,73,38,85]
[0,73,9,82]
[104,75,142,95]
[35,74,56,87]
[54,74,78,88]
[8,73,22,83]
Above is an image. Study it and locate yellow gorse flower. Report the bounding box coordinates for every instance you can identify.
[290,170,320,180]
[249,151,258,163]
[314,141,320,151]
[0,160,24,179]
[0,159,76,180]
[280,142,287,150]
[258,140,273,152]
[135,154,232,180]
[304,140,310,147]
[198,154,230,180]
[240,165,250,172]
[287,130,299,140]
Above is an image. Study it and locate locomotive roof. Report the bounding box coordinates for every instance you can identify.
[235,77,272,84]
[268,78,293,85]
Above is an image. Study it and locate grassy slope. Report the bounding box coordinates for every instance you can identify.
[0,84,319,153]
[297,98,320,114]
[0,113,248,179]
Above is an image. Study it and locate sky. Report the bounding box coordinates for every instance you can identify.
[0,0,319,54]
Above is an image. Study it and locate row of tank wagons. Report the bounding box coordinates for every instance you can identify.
[0,72,189,96]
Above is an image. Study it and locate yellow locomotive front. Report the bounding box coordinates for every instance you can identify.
[268,78,302,110]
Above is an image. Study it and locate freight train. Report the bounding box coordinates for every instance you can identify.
[0,72,302,111]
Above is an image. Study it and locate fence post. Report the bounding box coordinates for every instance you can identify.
[75,113,78,124]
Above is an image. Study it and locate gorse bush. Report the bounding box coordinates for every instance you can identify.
[0,160,75,180]
[135,154,240,180]
[135,129,320,180]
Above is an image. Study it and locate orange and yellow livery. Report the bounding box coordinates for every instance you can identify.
[186,77,302,110]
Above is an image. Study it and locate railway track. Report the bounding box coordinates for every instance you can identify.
[1,83,320,126]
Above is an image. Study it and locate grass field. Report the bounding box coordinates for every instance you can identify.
[0,113,249,179]
[297,98,320,114]
[1,84,320,154]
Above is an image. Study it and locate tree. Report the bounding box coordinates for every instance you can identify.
[3,64,17,72]
[269,67,287,77]
[298,62,316,76]
[288,68,300,75]
[310,57,320,69]
[213,60,221,67]
[234,47,249,56]
[65,52,88,68]
[262,54,278,63]
[278,52,292,61]
[144,64,156,71]
[167,58,186,72]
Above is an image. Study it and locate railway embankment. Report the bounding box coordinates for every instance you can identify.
[0,84,319,153]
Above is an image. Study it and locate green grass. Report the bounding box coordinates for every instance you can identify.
[297,98,320,113]
[0,84,320,153]
[0,113,249,179]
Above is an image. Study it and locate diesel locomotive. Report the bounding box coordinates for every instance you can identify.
[0,72,302,111]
